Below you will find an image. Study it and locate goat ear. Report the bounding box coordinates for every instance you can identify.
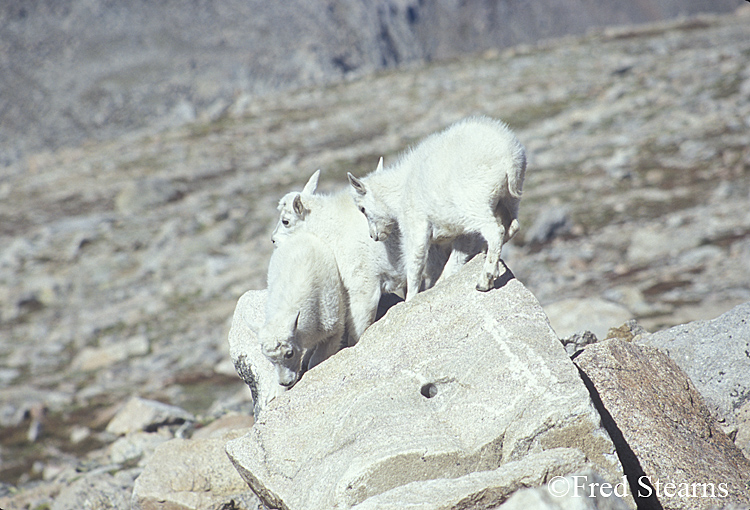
[376,157,384,172]
[347,172,366,196]
[292,194,306,216]
[302,169,320,195]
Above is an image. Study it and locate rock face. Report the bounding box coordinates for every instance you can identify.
[226,256,624,510]
[575,340,750,510]
[637,302,750,430]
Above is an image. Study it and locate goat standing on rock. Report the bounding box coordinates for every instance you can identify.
[348,116,526,300]
[259,231,347,388]
[271,170,407,344]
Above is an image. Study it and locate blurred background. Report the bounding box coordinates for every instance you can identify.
[0,0,741,165]
[1,0,749,499]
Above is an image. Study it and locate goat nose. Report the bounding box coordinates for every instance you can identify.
[280,375,298,388]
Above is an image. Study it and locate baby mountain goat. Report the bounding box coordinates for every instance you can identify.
[260,231,347,388]
[271,170,408,343]
[348,116,526,300]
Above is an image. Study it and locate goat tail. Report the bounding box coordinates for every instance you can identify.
[506,148,526,199]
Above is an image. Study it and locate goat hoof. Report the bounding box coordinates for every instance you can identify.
[476,280,492,292]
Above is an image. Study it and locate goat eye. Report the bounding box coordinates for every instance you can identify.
[282,219,290,227]
[284,350,294,359]
[359,206,366,215]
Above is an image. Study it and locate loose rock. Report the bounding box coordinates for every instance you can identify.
[51,472,135,510]
[561,330,599,357]
[106,397,196,436]
[526,206,572,246]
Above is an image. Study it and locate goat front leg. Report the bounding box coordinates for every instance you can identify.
[404,222,431,301]
[347,283,381,345]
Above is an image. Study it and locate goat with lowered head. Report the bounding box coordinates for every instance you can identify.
[348,116,526,300]
[259,230,347,388]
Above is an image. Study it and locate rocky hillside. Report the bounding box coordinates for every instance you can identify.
[0,0,739,164]
[1,6,750,508]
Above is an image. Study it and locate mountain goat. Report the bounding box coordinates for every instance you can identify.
[271,171,408,343]
[348,116,526,300]
[259,231,347,388]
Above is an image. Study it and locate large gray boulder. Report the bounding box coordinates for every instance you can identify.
[575,339,750,510]
[637,301,750,430]
[225,256,624,510]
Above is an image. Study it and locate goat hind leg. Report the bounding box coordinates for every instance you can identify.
[404,224,431,301]
[477,221,505,291]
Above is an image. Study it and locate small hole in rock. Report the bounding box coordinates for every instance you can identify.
[421,383,437,399]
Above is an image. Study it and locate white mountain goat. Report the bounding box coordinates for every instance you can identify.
[271,171,409,343]
[347,116,526,300]
[259,231,347,388]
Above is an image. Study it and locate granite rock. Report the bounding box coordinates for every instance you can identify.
[637,302,750,430]
[575,339,750,509]
[226,256,624,510]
